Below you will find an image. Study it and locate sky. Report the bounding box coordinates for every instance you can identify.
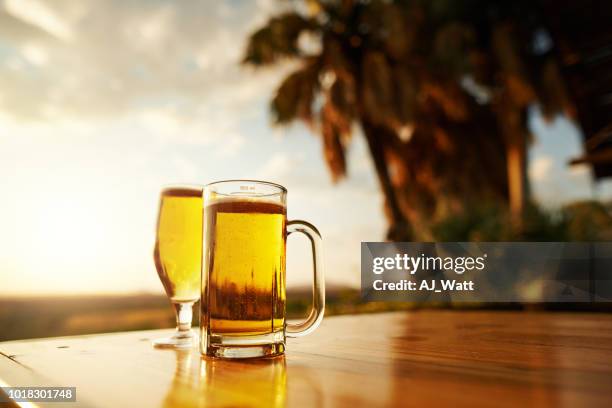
[0,0,609,296]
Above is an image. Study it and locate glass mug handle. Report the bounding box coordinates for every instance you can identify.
[286,220,325,337]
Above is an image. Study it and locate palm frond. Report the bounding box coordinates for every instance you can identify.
[321,101,347,181]
[270,58,321,124]
[433,23,475,77]
[392,66,417,125]
[243,13,317,65]
[361,51,396,128]
[421,79,471,122]
[321,37,353,83]
[491,24,535,107]
[536,59,575,120]
[328,76,356,136]
[380,2,413,61]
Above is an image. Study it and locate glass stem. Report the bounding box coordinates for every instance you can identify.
[174,302,194,336]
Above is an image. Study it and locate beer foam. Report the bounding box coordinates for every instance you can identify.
[162,185,202,198]
[205,195,286,208]
[205,196,286,215]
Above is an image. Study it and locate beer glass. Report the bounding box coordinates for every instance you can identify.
[153,185,202,348]
[201,180,324,358]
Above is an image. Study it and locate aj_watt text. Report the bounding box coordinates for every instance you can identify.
[373,279,475,291]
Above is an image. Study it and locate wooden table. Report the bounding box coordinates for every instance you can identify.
[1,311,612,407]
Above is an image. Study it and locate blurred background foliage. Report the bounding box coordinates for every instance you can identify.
[244,0,580,241]
[432,200,612,241]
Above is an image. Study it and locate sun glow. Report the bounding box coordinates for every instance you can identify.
[9,189,123,295]
[32,195,111,263]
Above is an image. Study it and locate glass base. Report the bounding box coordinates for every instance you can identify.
[153,330,197,349]
[204,331,285,358]
[207,343,285,358]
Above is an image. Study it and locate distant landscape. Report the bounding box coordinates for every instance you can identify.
[2,287,608,342]
[0,287,416,342]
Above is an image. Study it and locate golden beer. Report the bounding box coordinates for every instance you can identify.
[203,199,286,336]
[154,187,202,302]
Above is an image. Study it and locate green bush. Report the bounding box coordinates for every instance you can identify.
[431,201,612,241]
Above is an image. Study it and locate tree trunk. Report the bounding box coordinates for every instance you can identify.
[506,132,528,227]
[360,119,413,241]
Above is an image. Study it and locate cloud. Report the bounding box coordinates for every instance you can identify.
[257,152,297,180]
[20,43,48,65]
[170,154,198,181]
[568,164,590,178]
[0,0,285,124]
[0,10,59,44]
[529,155,553,182]
[217,133,246,158]
[4,0,73,41]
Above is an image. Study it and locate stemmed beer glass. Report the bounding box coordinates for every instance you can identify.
[152,185,202,348]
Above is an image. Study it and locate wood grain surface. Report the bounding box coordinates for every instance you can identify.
[1,311,612,407]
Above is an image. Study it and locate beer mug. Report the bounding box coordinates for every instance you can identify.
[200,180,325,358]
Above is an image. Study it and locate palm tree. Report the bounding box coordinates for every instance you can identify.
[243,0,573,240]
